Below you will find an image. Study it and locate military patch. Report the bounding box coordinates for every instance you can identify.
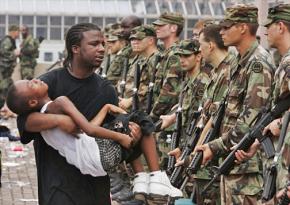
[197,88,205,97]
[252,62,263,73]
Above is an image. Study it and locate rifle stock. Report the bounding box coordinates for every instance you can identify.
[202,95,290,195]
[169,109,203,187]
[166,82,186,175]
[180,100,226,191]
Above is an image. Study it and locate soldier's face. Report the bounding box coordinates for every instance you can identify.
[199,33,211,63]
[107,40,122,54]
[220,24,241,47]
[130,37,149,54]
[265,23,279,49]
[180,53,198,71]
[154,24,172,40]
[78,30,105,68]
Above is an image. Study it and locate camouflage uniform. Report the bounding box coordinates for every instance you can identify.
[20,34,39,80]
[150,12,184,168]
[150,12,185,121]
[174,40,210,135]
[106,30,133,88]
[208,6,275,205]
[264,4,290,199]
[195,53,234,205]
[0,35,17,108]
[121,25,159,112]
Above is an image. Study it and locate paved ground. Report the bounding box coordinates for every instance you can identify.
[0,118,38,205]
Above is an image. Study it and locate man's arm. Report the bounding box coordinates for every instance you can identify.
[50,96,133,149]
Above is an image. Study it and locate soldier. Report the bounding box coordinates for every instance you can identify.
[118,25,159,112]
[19,25,39,80]
[107,16,142,90]
[236,4,290,203]
[160,39,209,136]
[196,5,274,205]
[150,12,184,122]
[105,29,127,86]
[0,25,20,109]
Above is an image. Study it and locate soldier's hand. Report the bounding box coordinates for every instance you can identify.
[263,118,281,137]
[160,114,176,129]
[168,148,181,161]
[118,98,132,110]
[195,144,213,165]
[14,49,20,57]
[233,139,260,164]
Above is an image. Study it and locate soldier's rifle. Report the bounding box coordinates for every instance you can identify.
[146,55,161,114]
[166,81,187,175]
[169,108,203,188]
[131,62,141,112]
[178,98,227,191]
[120,57,129,98]
[202,95,290,194]
[262,111,290,202]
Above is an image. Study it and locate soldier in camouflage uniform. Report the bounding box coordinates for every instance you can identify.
[118,25,159,112]
[149,12,184,170]
[0,25,20,109]
[107,16,142,89]
[262,4,290,202]
[160,39,209,138]
[189,24,235,205]
[0,24,20,188]
[19,25,39,80]
[197,5,275,205]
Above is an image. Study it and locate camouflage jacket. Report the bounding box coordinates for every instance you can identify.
[107,45,133,88]
[195,53,233,180]
[0,35,17,76]
[150,42,183,121]
[202,53,234,119]
[182,70,209,129]
[20,35,39,67]
[209,41,275,174]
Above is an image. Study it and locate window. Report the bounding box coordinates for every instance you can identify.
[50,16,61,26]
[23,16,34,25]
[0,27,5,39]
[92,17,103,28]
[171,2,184,13]
[64,16,76,26]
[185,1,198,15]
[78,17,89,24]
[36,16,48,26]
[9,15,20,25]
[0,15,6,25]
[145,1,157,14]
[44,52,53,62]
[158,0,170,13]
[37,27,47,39]
[50,27,62,40]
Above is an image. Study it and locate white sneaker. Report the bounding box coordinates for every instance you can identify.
[148,171,183,198]
[132,172,149,200]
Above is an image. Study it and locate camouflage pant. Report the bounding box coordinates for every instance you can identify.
[155,131,172,170]
[20,66,35,80]
[0,77,13,108]
[195,178,221,205]
[221,173,263,205]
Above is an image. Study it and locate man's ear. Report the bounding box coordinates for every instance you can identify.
[170,24,178,33]
[72,45,80,54]
[28,99,38,108]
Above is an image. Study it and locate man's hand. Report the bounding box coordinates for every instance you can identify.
[118,97,132,110]
[128,122,141,145]
[117,133,133,149]
[263,118,281,137]
[160,114,176,129]
[233,139,260,164]
[195,144,213,165]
